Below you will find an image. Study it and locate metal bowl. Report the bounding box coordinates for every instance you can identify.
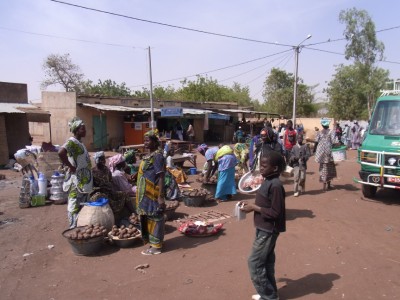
[108,232,142,248]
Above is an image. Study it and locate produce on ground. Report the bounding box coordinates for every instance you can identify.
[110,224,141,239]
[66,224,107,240]
[178,221,223,236]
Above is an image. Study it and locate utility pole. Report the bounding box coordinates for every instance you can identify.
[292,34,312,126]
[148,47,154,129]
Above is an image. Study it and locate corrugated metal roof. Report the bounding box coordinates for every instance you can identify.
[79,103,161,112]
[215,108,281,116]
[0,103,47,114]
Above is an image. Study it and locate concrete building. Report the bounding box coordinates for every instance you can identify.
[0,82,50,165]
[36,92,242,151]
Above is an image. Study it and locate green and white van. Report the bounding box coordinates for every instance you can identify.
[355,88,400,198]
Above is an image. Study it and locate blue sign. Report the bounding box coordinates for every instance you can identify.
[161,107,183,117]
[208,113,230,120]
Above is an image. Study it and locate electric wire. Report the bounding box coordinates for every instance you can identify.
[0,26,136,48]
[49,0,294,47]
[130,49,293,88]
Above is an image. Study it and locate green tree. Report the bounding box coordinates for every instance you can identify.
[326,63,388,120]
[132,85,178,100]
[262,68,315,118]
[339,7,386,117]
[41,53,84,92]
[81,79,131,97]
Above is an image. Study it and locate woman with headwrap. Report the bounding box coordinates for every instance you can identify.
[109,154,136,197]
[251,127,283,171]
[124,150,138,174]
[233,141,249,173]
[214,145,237,202]
[136,129,167,255]
[315,118,337,191]
[197,143,219,182]
[58,117,93,228]
[92,151,113,195]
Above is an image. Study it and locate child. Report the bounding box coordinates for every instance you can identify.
[240,151,286,300]
[166,147,188,184]
[289,134,311,197]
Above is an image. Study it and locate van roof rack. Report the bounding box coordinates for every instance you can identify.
[380,89,400,96]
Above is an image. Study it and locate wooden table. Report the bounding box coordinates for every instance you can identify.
[119,144,145,154]
[172,154,197,168]
[164,139,194,152]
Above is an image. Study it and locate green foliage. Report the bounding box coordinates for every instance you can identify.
[326,63,388,119]
[81,79,131,97]
[339,8,384,64]
[261,68,316,118]
[41,53,84,92]
[326,64,367,119]
[336,8,388,118]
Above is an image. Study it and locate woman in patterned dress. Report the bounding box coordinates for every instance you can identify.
[315,118,337,192]
[136,130,167,255]
[58,117,93,228]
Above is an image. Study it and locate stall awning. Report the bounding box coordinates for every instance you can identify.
[78,103,160,113]
[213,108,281,117]
[0,103,51,123]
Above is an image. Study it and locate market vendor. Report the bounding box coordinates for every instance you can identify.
[197,143,219,183]
[92,151,128,219]
[233,141,249,173]
[58,117,93,228]
[214,145,237,202]
[109,154,136,197]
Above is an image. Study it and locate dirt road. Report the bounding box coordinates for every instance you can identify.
[1,149,399,300]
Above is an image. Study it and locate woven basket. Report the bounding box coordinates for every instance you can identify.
[183,195,206,207]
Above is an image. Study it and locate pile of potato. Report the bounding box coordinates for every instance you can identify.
[181,188,210,197]
[110,224,141,240]
[67,224,107,240]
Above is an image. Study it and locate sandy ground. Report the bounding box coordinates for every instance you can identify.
[1,148,400,300]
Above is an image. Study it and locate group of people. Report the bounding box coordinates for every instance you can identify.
[58,117,178,255]
[57,115,340,299]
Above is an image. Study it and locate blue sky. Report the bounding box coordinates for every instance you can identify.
[1,0,399,102]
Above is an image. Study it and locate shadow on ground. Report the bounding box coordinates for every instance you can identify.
[278,273,341,299]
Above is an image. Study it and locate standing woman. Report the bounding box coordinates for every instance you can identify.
[315,118,337,192]
[58,117,93,228]
[136,130,166,255]
[215,145,237,202]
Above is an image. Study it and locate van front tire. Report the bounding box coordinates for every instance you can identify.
[362,185,377,198]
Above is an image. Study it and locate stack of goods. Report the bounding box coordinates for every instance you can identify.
[62,224,108,255]
[66,224,107,240]
[178,221,223,237]
[49,172,67,204]
[19,175,32,208]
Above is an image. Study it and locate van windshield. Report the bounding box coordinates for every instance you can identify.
[369,100,400,136]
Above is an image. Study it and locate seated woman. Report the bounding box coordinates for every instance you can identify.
[108,154,137,216]
[109,154,136,196]
[166,147,188,184]
[91,152,127,220]
[124,150,139,174]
